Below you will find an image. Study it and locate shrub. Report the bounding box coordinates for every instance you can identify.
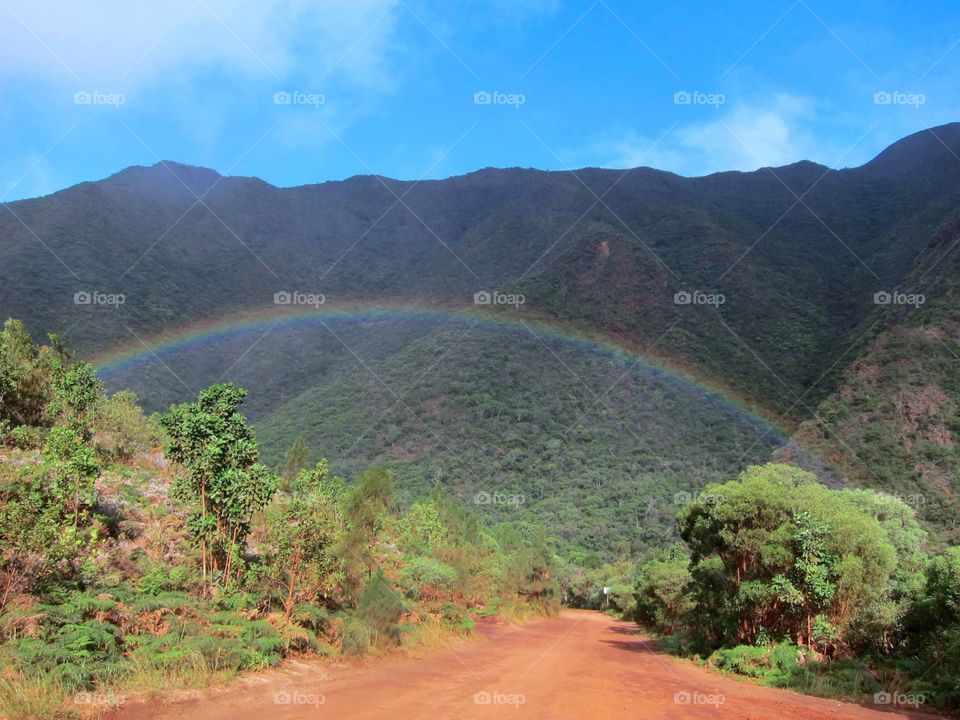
[400,557,458,590]
[8,426,45,450]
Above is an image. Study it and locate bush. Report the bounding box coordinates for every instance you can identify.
[343,571,408,655]
[707,642,807,682]
[341,617,374,656]
[400,557,459,591]
[7,426,45,450]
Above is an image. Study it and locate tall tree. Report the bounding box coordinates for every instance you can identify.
[266,460,341,619]
[161,384,277,592]
[42,425,99,531]
[277,436,310,491]
[340,467,393,602]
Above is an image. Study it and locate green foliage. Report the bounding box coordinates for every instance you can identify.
[42,426,99,531]
[339,467,393,602]
[632,464,957,709]
[400,557,459,590]
[902,546,960,707]
[276,436,309,490]
[254,326,783,561]
[161,383,278,589]
[398,501,448,554]
[93,389,162,460]
[0,332,564,716]
[49,362,102,441]
[352,570,406,651]
[707,642,808,681]
[678,463,897,651]
[0,319,65,430]
[7,425,45,450]
[491,526,560,613]
[264,460,341,618]
[634,554,693,633]
[0,464,67,609]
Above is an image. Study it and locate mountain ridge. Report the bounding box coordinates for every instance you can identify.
[40,122,960,199]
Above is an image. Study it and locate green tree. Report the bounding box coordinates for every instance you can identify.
[161,384,277,591]
[42,426,99,531]
[92,389,161,459]
[339,467,393,601]
[266,460,341,618]
[634,553,694,633]
[772,512,837,650]
[678,463,897,652]
[50,362,103,441]
[277,436,310,491]
[0,465,65,609]
[0,319,65,429]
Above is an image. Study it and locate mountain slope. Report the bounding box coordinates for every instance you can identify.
[4,124,960,545]
[5,125,960,424]
[789,208,960,542]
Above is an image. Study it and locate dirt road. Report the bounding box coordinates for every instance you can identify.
[112,610,934,720]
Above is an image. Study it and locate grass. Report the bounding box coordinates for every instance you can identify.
[0,672,75,720]
[398,621,467,656]
[113,652,232,700]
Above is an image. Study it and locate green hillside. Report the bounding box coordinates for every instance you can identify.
[791,210,960,543]
[4,123,960,545]
[5,124,960,424]
[252,322,783,556]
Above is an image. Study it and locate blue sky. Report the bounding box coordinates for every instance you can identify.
[1,0,958,200]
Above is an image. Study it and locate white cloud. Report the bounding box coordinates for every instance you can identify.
[0,0,407,179]
[0,152,66,200]
[0,0,402,91]
[571,94,836,176]
[675,94,818,171]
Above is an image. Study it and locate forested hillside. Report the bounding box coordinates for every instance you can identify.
[3,124,960,421]
[792,208,960,542]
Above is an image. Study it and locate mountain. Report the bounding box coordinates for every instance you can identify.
[3,124,960,546]
[787,205,960,542]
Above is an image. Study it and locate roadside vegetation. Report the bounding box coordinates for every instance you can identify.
[0,320,559,719]
[2,316,958,717]
[596,463,959,711]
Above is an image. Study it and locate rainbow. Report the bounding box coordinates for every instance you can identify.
[92,302,796,443]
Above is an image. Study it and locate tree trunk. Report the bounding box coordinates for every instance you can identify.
[284,553,301,621]
[200,483,208,596]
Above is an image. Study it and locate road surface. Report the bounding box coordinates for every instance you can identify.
[111,610,935,720]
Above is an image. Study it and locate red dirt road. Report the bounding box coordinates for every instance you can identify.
[112,610,935,720]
